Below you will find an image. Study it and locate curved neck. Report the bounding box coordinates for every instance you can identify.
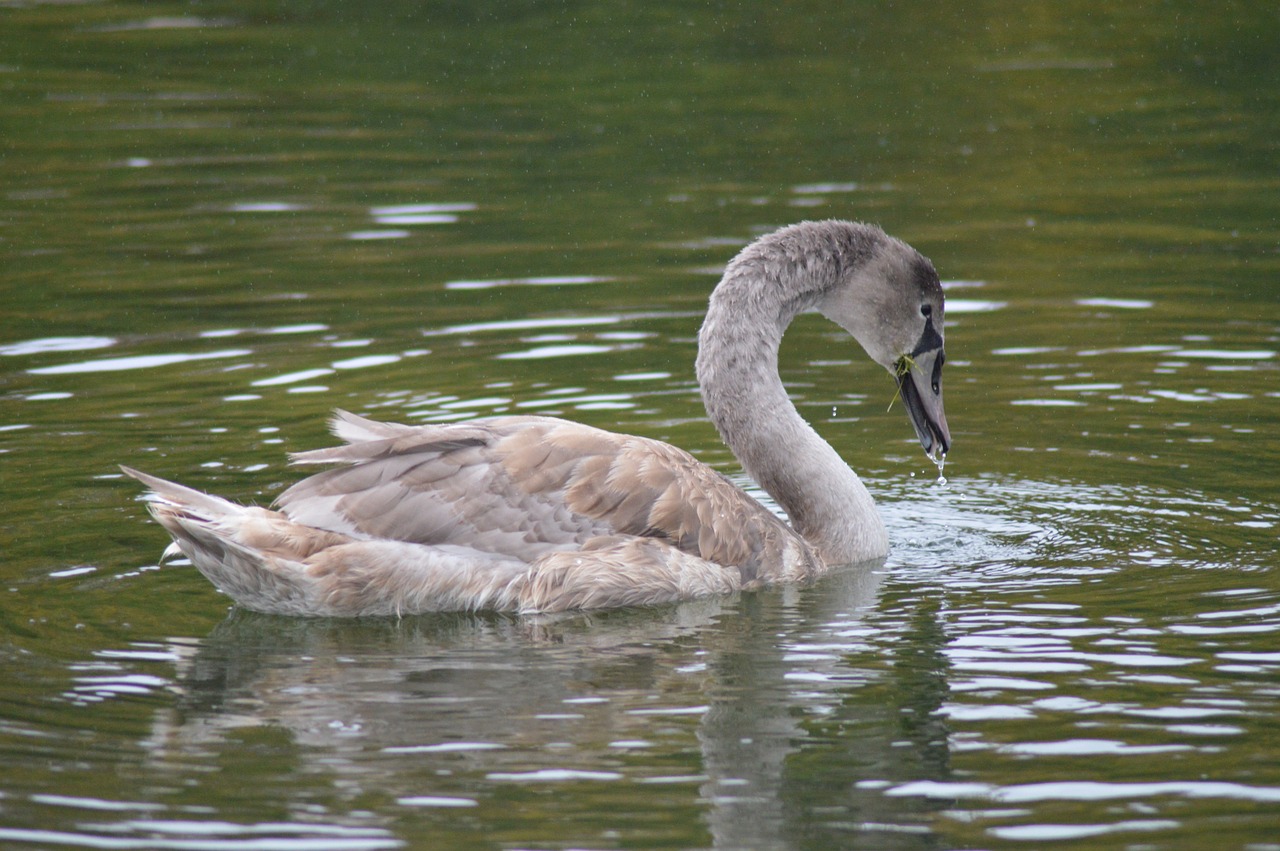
[695,238,889,564]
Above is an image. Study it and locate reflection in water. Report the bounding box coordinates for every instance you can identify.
[110,568,889,848]
[31,466,1280,848]
[68,473,1279,847]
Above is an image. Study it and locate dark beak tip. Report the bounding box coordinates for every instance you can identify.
[932,428,952,462]
[935,426,952,457]
[899,372,950,462]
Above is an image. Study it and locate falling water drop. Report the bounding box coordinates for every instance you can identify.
[934,453,948,487]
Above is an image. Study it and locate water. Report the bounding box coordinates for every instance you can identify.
[3,1,1279,848]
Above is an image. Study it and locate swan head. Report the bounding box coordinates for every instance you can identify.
[816,227,952,461]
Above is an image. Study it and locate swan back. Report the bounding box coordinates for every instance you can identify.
[283,411,820,581]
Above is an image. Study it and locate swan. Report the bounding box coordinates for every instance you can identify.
[123,220,950,615]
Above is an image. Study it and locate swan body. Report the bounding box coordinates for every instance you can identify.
[124,220,951,615]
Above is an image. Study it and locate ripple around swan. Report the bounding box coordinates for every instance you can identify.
[861,473,1280,821]
[882,474,1276,576]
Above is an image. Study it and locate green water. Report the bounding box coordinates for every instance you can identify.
[2,1,1278,848]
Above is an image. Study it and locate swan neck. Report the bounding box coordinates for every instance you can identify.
[695,249,888,564]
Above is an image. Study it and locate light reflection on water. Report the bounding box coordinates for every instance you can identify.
[0,819,401,851]
[12,290,1272,476]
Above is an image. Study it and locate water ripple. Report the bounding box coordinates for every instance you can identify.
[1,336,116,356]
[28,350,252,375]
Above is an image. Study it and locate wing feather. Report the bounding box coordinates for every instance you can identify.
[275,411,818,579]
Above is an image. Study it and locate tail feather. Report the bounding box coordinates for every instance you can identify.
[328,409,413,444]
[288,410,418,465]
[288,409,489,467]
[122,466,327,614]
[121,465,529,615]
[120,466,243,519]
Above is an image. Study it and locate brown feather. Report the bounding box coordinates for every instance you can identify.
[274,412,819,583]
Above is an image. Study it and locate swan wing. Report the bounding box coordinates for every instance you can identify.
[278,411,814,577]
[123,465,744,614]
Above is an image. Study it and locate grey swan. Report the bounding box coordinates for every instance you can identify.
[123,220,951,615]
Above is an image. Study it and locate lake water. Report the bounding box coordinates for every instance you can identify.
[2,2,1278,848]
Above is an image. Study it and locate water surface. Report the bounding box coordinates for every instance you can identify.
[2,1,1278,848]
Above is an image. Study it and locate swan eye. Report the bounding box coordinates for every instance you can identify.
[920,304,932,317]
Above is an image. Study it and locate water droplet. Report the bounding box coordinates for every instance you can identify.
[934,453,948,487]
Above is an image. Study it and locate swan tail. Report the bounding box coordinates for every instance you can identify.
[122,467,531,615]
[122,467,348,615]
[121,466,241,521]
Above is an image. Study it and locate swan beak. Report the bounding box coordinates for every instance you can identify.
[896,349,951,460]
